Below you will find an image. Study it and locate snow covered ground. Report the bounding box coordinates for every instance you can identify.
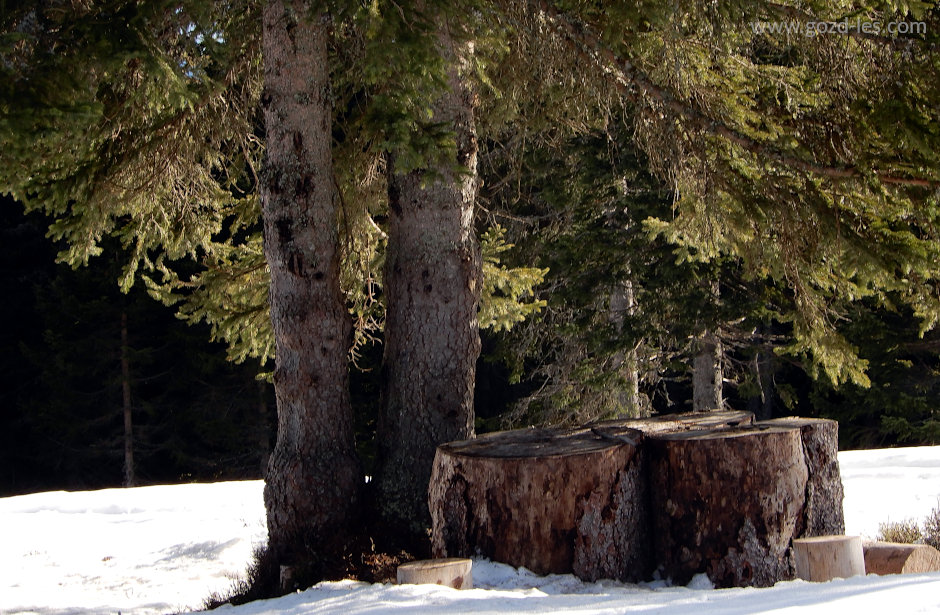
[1,446,939,615]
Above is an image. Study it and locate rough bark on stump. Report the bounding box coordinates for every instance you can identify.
[429,427,650,581]
[649,425,809,588]
[758,417,845,536]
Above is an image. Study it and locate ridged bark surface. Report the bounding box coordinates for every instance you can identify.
[429,427,651,581]
[260,0,360,565]
[649,425,809,587]
[377,24,480,540]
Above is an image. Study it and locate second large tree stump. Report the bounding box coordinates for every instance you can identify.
[760,417,844,536]
[649,425,809,587]
[429,427,650,581]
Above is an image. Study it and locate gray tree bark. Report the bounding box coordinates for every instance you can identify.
[692,329,723,411]
[376,23,481,543]
[260,0,361,568]
[609,279,644,417]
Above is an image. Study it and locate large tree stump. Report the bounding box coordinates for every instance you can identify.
[864,542,940,575]
[759,417,844,536]
[429,426,650,581]
[648,425,809,588]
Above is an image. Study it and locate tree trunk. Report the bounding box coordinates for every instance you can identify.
[692,329,722,411]
[260,0,361,568]
[429,427,651,582]
[120,310,135,488]
[760,417,845,536]
[609,279,643,417]
[377,23,481,544]
[648,425,809,587]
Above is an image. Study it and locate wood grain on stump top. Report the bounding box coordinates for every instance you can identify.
[591,410,754,435]
[653,424,797,441]
[438,426,642,459]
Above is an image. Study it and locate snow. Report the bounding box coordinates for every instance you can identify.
[1,446,939,615]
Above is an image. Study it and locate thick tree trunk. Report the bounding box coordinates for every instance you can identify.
[760,417,845,536]
[120,310,134,488]
[648,425,809,587]
[429,427,651,582]
[377,24,481,543]
[260,0,360,568]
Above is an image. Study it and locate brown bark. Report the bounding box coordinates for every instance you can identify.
[377,22,480,542]
[260,0,360,567]
[429,427,651,582]
[759,417,845,537]
[648,425,809,587]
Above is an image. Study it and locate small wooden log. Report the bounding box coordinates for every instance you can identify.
[758,417,845,536]
[793,535,865,582]
[863,542,940,575]
[397,558,473,589]
[429,426,650,582]
[648,424,808,588]
[591,410,754,436]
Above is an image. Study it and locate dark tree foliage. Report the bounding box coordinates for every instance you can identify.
[0,199,272,497]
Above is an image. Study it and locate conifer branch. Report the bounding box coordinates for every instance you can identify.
[536,0,939,190]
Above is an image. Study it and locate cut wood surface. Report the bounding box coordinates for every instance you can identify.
[397,558,473,589]
[863,542,940,575]
[429,426,650,581]
[591,410,754,436]
[759,417,845,536]
[648,424,809,588]
[793,535,865,582]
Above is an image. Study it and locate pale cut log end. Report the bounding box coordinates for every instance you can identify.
[793,535,865,582]
[397,558,473,589]
[863,541,940,575]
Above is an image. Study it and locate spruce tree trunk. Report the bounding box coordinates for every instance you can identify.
[377,25,481,544]
[260,0,361,569]
[120,310,135,488]
[692,330,722,411]
[610,280,643,417]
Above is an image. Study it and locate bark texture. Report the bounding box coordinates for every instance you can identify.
[692,330,723,411]
[377,23,481,540]
[260,0,360,566]
[429,427,651,581]
[760,417,845,536]
[648,425,809,587]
